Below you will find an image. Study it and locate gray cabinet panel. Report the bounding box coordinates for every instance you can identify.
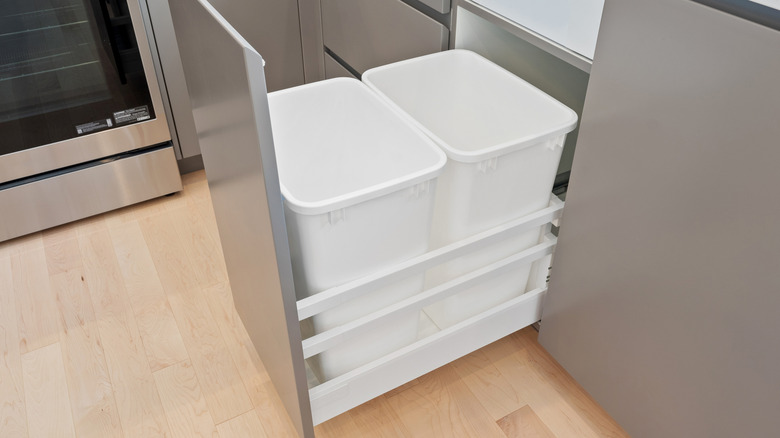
[207,0,305,92]
[322,0,448,74]
[421,0,451,14]
[147,0,201,159]
[539,0,780,436]
[298,0,327,82]
[324,53,356,79]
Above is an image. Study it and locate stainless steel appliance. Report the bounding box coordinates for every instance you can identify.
[0,0,181,241]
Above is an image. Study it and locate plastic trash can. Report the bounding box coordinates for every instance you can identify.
[363,50,577,328]
[269,78,447,380]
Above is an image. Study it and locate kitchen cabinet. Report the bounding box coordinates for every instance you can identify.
[538,0,780,437]
[321,0,450,75]
[165,0,580,436]
[324,53,356,79]
[170,1,560,436]
[170,0,780,437]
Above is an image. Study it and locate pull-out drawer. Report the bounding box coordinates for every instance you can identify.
[321,0,449,74]
[173,2,561,435]
[301,196,563,424]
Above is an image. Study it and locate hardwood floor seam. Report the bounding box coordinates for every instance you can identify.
[213,406,257,427]
[150,357,189,376]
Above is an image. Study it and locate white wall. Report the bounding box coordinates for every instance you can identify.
[472,0,604,59]
[750,0,780,10]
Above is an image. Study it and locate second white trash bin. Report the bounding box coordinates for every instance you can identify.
[269,78,447,381]
[363,50,578,328]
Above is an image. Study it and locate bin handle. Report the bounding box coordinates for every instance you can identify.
[477,157,499,173]
[327,209,346,225]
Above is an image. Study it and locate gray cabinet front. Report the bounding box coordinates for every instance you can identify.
[324,53,356,79]
[321,0,449,74]
[147,0,306,160]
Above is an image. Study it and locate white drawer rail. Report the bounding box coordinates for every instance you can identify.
[299,195,564,424]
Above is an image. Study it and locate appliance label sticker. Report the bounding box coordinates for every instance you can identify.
[76,119,113,135]
[114,106,151,125]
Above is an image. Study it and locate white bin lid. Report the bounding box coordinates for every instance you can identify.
[362,50,579,163]
[269,78,447,215]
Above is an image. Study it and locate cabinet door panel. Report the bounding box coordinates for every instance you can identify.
[322,0,448,74]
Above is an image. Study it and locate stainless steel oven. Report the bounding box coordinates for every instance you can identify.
[0,0,181,241]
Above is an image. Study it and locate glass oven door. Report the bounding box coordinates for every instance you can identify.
[0,0,170,184]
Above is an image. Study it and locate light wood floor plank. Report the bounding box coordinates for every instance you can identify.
[153,361,219,438]
[48,264,123,438]
[43,234,81,276]
[201,282,271,400]
[216,409,268,438]
[498,405,557,438]
[109,222,189,372]
[79,230,172,438]
[440,365,507,438]
[313,411,361,438]
[75,214,109,238]
[163,285,252,425]
[169,204,227,289]
[103,192,170,231]
[510,330,630,438]
[12,249,60,354]
[140,213,252,424]
[486,336,600,438]
[383,377,423,398]
[161,191,187,213]
[132,196,170,222]
[41,223,79,251]
[251,383,300,438]
[191,200,225,261]
[0,256,27,438]
[181,169,207,186]
[0,232,43,260]
[21,343,76,438]
[137,212,200,292]
[385,366,481,438]
[180,172,210,205]
[347,395,413,438]
[201,283,298,437]
[103,205,138,230]
[450,347,526,420]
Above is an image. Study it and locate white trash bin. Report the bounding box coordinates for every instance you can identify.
[363,50,578,328]
[269,78,447,380]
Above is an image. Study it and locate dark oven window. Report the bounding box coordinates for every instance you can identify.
[0,0,156,156]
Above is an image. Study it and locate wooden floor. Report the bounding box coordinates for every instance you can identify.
[0,170,627,438]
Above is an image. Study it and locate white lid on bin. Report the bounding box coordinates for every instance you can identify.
[362,50,579,163]
[269,78,447,216]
